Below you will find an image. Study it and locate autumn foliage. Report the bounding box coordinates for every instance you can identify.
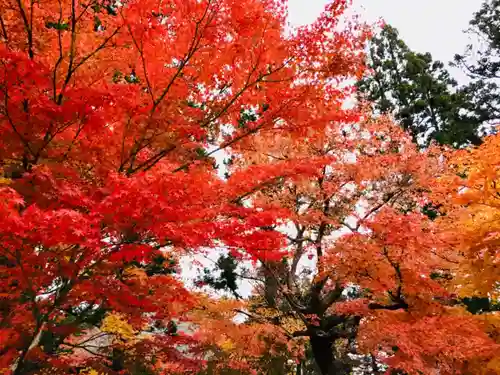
[0,0,498,374]
[226,110,500,374]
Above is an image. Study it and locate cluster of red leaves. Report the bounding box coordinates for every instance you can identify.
[0,0,372,373]
[234,110,500,374]
[1,0,497,373]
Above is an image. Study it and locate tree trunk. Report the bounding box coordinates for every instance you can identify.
[310,335,350,375]
[11,322,46,375]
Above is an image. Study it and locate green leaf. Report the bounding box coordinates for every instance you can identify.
[45,21,70,31]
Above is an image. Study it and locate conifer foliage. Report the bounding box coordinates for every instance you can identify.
[357,25,483,147]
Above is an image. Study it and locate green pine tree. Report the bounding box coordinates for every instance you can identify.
[357,25,482,147]
[453,0,500,130]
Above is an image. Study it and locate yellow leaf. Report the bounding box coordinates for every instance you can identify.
[80,369,102,375]
[101,313,136,342]
[219,338,235,352]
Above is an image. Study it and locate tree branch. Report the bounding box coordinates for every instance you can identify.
[15,0,33,59]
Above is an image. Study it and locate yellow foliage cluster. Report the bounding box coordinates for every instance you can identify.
[80,368,103,375]
[253,306,306,334]
[436,135,500,299]
[100,313,136,343]
[218,338,236,352]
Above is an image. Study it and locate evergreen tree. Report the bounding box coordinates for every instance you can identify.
[453,0,500,128]
[357,25,482,147]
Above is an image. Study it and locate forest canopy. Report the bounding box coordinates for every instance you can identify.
[0,0,498,374]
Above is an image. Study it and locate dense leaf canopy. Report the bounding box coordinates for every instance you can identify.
[0,0,499,374]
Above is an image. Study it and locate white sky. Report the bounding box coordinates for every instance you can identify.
[288,0,484,84]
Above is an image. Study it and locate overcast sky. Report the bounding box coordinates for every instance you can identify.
[288,0,485,83]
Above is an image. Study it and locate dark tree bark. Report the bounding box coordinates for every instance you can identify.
[310,335,350,375]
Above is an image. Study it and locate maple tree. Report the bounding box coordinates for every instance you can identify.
[0,0,497,373]
[0,0,373,373]
[433,132,500,305]
[200,111,500,375]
